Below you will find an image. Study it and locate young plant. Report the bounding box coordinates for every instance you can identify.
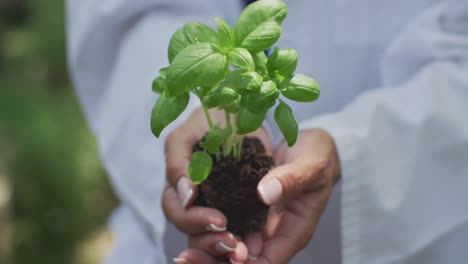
[151,0,320,184]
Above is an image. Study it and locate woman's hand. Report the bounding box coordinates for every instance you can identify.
[174,128,340,264]
[249,128,341,263]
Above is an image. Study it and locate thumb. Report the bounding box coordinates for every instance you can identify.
[257,160,327,205]
[165,127,200,208]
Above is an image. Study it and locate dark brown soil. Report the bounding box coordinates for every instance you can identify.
[193,137,274,237]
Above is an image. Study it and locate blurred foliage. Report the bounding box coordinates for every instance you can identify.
[0,1,118,263]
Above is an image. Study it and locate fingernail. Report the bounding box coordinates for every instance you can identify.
[258,178,282,205]
[206,223,226,232]
[177,177,193,208]
[248,255,257,260]
[215,241,235,253]
[230,258,243,264]
[173,257,188,263]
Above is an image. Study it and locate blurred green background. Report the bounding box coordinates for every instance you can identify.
[0,1,118,263]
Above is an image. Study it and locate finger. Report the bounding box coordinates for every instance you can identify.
[243,232,263,261]
[162,184,228,234]
[248,236,297,264]
[257,160,327,205]
[165,125,201,187]
[188,232,237,256]
[249,207,311,264]
[174,248,220,264]
[165,125,201,208]
[252,190,332,264]
[227,237,248,264]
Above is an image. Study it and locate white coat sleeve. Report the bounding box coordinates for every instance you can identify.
[66,0,239,249]
[300,1,468,263]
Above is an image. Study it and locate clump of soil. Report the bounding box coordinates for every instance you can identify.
[194,137,274,237]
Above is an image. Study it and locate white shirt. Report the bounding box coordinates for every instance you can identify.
[67,0,468,263]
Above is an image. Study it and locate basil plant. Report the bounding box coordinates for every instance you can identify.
[151,0,320,184]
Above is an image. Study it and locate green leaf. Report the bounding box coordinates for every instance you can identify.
[227,70,263,93]
[228,47,255,71]
[168,22,218,63]
[280,74,320,102]
[241,80,279,113]
[242,71,263,92]
[267,47,298,77]
[215,18,235,49]
[252,52,268,74]
[166,43,228,97]
[194,86,211,98]
[238,20,282,53]
[226,69,246,84]
[159,66,170,78]
[274,99,298,146]
[202,83,239,109]
[151,92,190,137]
[234,0,288,52]
[189,151,213,184]
[224,98,240,112]
[236,107,267,135]
[152,76,166,94]
[204,127,232,154]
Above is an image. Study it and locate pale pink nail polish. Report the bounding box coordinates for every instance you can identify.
[258,178,282,205]
[206,223,226,232]
[177,177,193,208]
[215,242,235,253]
[173,257,188,263]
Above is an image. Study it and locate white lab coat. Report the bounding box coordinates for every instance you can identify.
[66,0,468,263]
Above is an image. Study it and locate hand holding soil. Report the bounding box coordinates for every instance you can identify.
[173,129,341,264]
[251,128,341,263]
[162,107,272,263]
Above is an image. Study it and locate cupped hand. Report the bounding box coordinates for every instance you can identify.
[248,128,341,264]
[162,107,272,263]
[174,128,341,264]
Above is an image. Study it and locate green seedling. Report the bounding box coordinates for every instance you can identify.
[150,0,320,184]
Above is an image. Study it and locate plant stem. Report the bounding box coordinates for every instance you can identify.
[232,135,238,158]
[231,114,238,158]
[202,105,214,129]
[236,136,244,160]
[224,110,233,156]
